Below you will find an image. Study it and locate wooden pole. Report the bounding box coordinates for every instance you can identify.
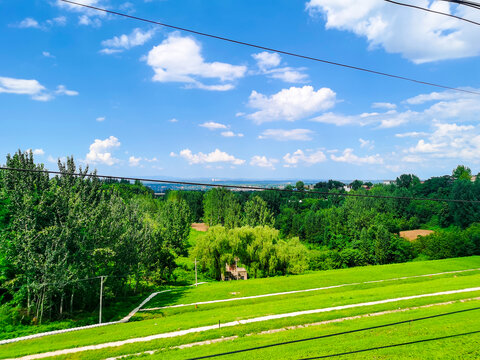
[195,258,198,287]
[99,276,104,324]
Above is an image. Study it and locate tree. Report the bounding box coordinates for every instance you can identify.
[395,174,420,188]
[243,196,275,227]
[203,188,241,227]
[452,165,472,181]
[350,180,363,191]
[296,181,305,191]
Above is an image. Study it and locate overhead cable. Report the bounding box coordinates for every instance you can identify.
[185,307,480,359]
[2,166,480,204]
[58,0,480,96]
[384,0,480,26]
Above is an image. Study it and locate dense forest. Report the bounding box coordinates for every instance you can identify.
[1,150,480,327]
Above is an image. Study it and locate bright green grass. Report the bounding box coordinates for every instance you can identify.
[147,256,480,308]
[2,257,480,359]
[151,299,480,360]
[37,299,480,360]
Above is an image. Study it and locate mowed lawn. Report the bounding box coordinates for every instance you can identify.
[1,256,480,359]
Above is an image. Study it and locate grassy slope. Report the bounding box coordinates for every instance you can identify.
[1,257,480,359]
[38,299,480,360]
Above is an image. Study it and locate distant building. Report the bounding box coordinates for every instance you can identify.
[472,176,477,182]
[361,184,372,190]
[222,259,247,281]
[343,185,352,192]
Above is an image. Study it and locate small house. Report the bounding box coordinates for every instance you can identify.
[222,259,248,281]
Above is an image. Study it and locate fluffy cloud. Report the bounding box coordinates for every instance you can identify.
[395,131,428,138]
[146,33,247,90]
[331,148,383,165]
[405,123,480,161]
[85,136,121,165]
[221,131,244,138]
[372,102,396,109]
[247,86,336,123]
[199,122,228,130]
[283,149,326,167]
[173,149,245,165]
[15,16,66,30]
[96,116,106,122]
[27,148,45,156]
[42,51,55,58]
[312,109,415,128]
[17,18,40,29]
[55,85,79,96]
[359,138,374,149]
[252,51,308,83]
[250,155,278,169]
[306,0,480,63]
[101,28,156,53]
[0,77,78,101]
[258,129,313,141]
[129,156,142,167]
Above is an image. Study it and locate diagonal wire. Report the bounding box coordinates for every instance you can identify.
[57,0,480,96]
[184,307,480,359]
[1,166,480,204]
[384,0,480,26]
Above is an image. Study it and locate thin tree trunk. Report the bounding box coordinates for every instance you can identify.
[60,293,64,315]
[70,289,74,313]
[27,284,31,317]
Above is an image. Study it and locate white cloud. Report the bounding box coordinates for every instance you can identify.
[311,109,414,128]
[250,155,278,169]
[101,28,156,53]
[252,52,308,83]
[306,0,480,63]
[372,102,396,109]
[85,136,121,165]
[99,48,123,55]
[283,149,326,167]
[27,148,45,156]
[42,51,55,58]
[359,138,374,149]
[96,116,106,122]
[252,52,281,70]
[258,129,313,141]
[146,33,247,90]
[173,148,245,165]
[395,131,428,138]
[0,76,50,101]
[169,118,178,123]
[221,131,243,138]
[331,148,383,165]
[18,18,40,29]
[129,156,142,167]
[55,85,79,96]
[78,15,102,27]
[247,86,336,123]
[199,121,228,130]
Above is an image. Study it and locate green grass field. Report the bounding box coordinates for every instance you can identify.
[1,256,480,359]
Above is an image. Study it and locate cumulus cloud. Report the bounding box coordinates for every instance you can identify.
[359,138,374,149]
[27,148,45,156]
[96,116,106,122]
[55,85,79,96]
[258,129,313,141]
[169,118,178,123]
[146,33,247,90]
[173,148,245,165]
[311,110,414,128]
[372,102,396,109]
[395,131,428,138]
[331,148,383,165]
[283,149,326,167]
[17,18,40,29]
[246,86,336,123]
[85,136,121,165]
[101,28,156,53]
[199,122,228,130]
[0,77,78,101]
[250,155,278,169]
[129,156,141,167]
[42,51,55,58]
[252,51,308,83]
[306,0,480,63]
[221,131,244,138]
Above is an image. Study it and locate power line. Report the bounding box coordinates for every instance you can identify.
[2,166,480,204]
[440,0,480,10]
[384,0,480,26]
[58,0,480,96]
[185,307,480,359]
[299,330,480,359]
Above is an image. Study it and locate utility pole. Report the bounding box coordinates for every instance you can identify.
[99,276,104,324]
[195,258,198,287]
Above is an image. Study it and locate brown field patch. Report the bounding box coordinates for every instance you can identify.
[400,229,434,241]
[191,223,209,232]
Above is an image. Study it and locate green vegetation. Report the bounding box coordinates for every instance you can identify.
[1,257,479,359]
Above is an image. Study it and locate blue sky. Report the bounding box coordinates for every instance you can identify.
[1,0,480,180]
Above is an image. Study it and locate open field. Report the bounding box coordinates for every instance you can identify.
[1,256,480,360]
